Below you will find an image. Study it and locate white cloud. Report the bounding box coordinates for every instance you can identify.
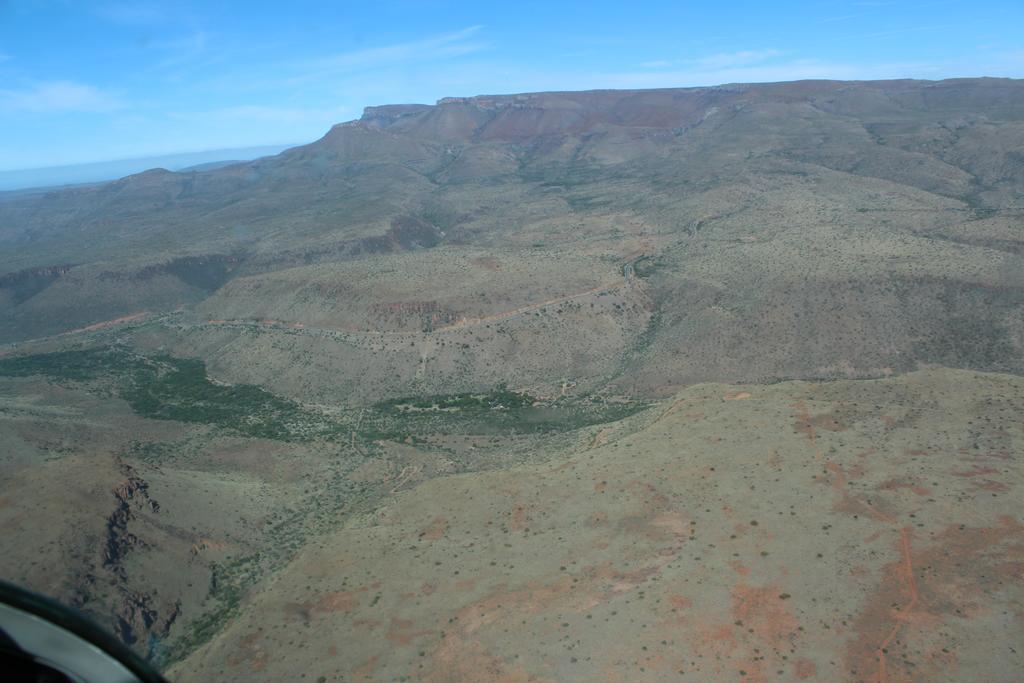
[0,81,125,113]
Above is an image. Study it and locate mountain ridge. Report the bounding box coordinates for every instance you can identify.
[1,77,1022,400]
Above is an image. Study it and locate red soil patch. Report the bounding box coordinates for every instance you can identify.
[426,638,553,683]
[509,504,530,531]
[227,631,269,672]
[846,517,1024,683]
[64,311,148,335]
[353,655,379,682]
[877,479,932,497]
[792,400,820,448]
[794,659,817,679]
[420,516,448,540]
[793,405,848,436]
[663,581,802,683]
[822,461,898,524]
[730,583,801,651]
[668,594,693,609]
[386,617,434,646]
[471,257,502,271]
[730,560,751,576]
[455,578,477,592]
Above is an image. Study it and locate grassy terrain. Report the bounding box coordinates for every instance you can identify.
[169,368,1024,683]
[0,347,336,441]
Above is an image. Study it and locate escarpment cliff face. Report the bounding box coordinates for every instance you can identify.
[78,462,182,649]
[104,464,159,575]
[0,263,75,305]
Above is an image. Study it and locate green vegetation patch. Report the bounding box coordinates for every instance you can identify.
[0,349,648,444]
[362,387,647,440]
[0,348,139,382]
[0,347,339,441]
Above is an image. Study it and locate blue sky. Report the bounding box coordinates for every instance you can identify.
[1,0,1022,171]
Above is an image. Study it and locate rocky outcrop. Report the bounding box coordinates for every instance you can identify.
[0,263,74,285]
[99,254,240,291]
[0,263,75,304]
[103,465,158,577]
[97,462,182,649]
[113,588,180,646]
[361,104,433,127]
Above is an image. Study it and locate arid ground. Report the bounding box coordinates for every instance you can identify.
[1,79,1022,681]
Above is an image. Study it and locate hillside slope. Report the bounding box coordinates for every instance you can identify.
[2,78,1022,401]
[169,368,1024,683]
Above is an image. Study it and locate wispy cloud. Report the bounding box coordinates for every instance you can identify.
[95,2,166,25]
[842,24,950,40]
[694,49,784,70]
[169,104,350,126]
[641,49,783,71]
[602,57,944,90]
[0,81,125,113]
[287,26,486,84]
[153,30,212,69]
[199,26,489,97]
[820,13,865,24]
[0,53,11,63]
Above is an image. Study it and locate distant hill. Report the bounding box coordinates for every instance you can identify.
[0,144,297,191]
[1,78,1022,398]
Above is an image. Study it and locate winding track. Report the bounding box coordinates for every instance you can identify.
[191,258,644,339]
